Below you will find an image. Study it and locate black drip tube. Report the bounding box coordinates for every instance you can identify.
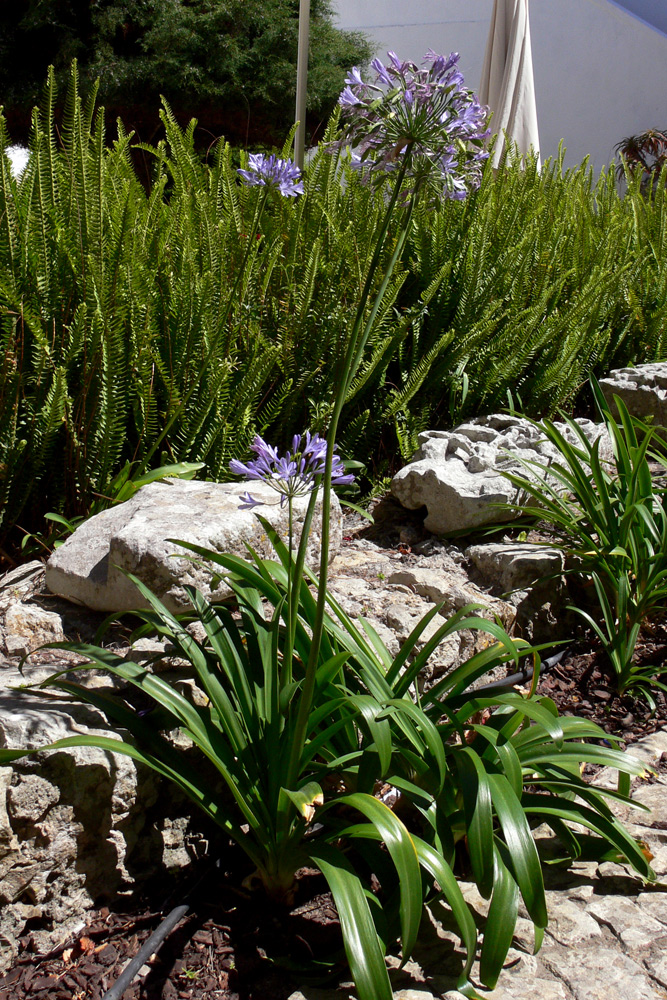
[101,858,218,1000]
[102,903,191,1000]
[471,648,567,695]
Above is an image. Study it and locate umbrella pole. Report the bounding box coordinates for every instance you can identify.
[294,0,311,170]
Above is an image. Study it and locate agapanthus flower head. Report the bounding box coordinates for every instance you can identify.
[332,49,490,202]
[238,153,304,197]
[230,432,354,509]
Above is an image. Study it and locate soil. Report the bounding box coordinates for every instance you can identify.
[537,635,667,747]
[0,862,344,1000]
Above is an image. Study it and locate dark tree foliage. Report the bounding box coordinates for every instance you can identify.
[0,0,371,146]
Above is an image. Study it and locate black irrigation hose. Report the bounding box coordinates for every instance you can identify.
[101,902,191,1000]
[471,649,567,695]
[101,859,219,1000]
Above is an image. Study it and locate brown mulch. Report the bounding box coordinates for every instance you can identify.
[0,864,343,1000]
[536,629,667,747]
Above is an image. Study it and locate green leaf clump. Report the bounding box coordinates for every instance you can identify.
[502,377,667,705]
[1,539,654,997]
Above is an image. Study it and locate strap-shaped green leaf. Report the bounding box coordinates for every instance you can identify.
[307,842,394,1000]
[412,835,478,982]
[383,698,447,794]
[522,793,654,879]
[479,846,520,988]
[456,693,564,747]
[456,747,494,898]
[487,772,546,928]
[468,725,523,800]
[324,791,423,961]
[281,781,323,823]
[348,695,393,776]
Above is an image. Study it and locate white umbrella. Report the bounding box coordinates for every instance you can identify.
[479,0,540,167]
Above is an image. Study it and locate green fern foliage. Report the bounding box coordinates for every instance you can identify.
[403,148,666,441]
[0,69,665,558]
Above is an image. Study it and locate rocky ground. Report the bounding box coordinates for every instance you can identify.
[3,730,667,1000]
[2,494,667,999]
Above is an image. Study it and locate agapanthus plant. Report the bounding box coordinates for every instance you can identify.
[237,152,304,197]
[229,432,353,509]
[335,50,490,200]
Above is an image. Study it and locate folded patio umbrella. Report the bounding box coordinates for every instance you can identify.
[479,0,540,167]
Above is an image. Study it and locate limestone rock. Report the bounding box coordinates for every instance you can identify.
[46,479,342,613]
[600,363,667,433]
[0,562,45,613]
[543,897,602,947]
[0,667,199,972]
[3,603,64,656]
[586,895,666,949]
[327,556,517,689]
[465,541,571,642]
[486,981,569,1000]
[547,945,660,1000]
[288,991,353,1000]
[390,414,610,535]
[393,992,436,1000]
[466,542,564,593]
[387,565,516,626]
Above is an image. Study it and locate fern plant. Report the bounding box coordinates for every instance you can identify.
[2,69,667,560]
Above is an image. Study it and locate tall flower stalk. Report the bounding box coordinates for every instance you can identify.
[228,50,491,801]
[286,52,489,784]
[227,53,491,819]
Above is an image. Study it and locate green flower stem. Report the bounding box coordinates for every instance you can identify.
[277,494,296,691]
[137,186,270,475]
[283,486,321,687]
[283,152,415,795]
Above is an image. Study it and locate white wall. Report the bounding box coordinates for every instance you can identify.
[334,0,667,171]
[334,0,493,84]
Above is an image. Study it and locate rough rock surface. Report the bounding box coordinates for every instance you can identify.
[390,414,611,535]
[46,479,342,613]
[466,542,564,593]
[0,669,153,972]
[326,539,518,687]
[600,363,667,432]
[0,659,217,973]
[287,729,667,1000]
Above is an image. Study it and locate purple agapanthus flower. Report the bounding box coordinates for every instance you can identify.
[237,153,304,197]
[230,433,354,509]
[332,49,490,203]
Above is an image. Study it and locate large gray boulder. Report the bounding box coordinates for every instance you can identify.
[46,479,342,613]
[599,363,667,433]
[390,414,610,536]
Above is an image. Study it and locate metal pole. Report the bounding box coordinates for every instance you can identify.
[294,0,311,170]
